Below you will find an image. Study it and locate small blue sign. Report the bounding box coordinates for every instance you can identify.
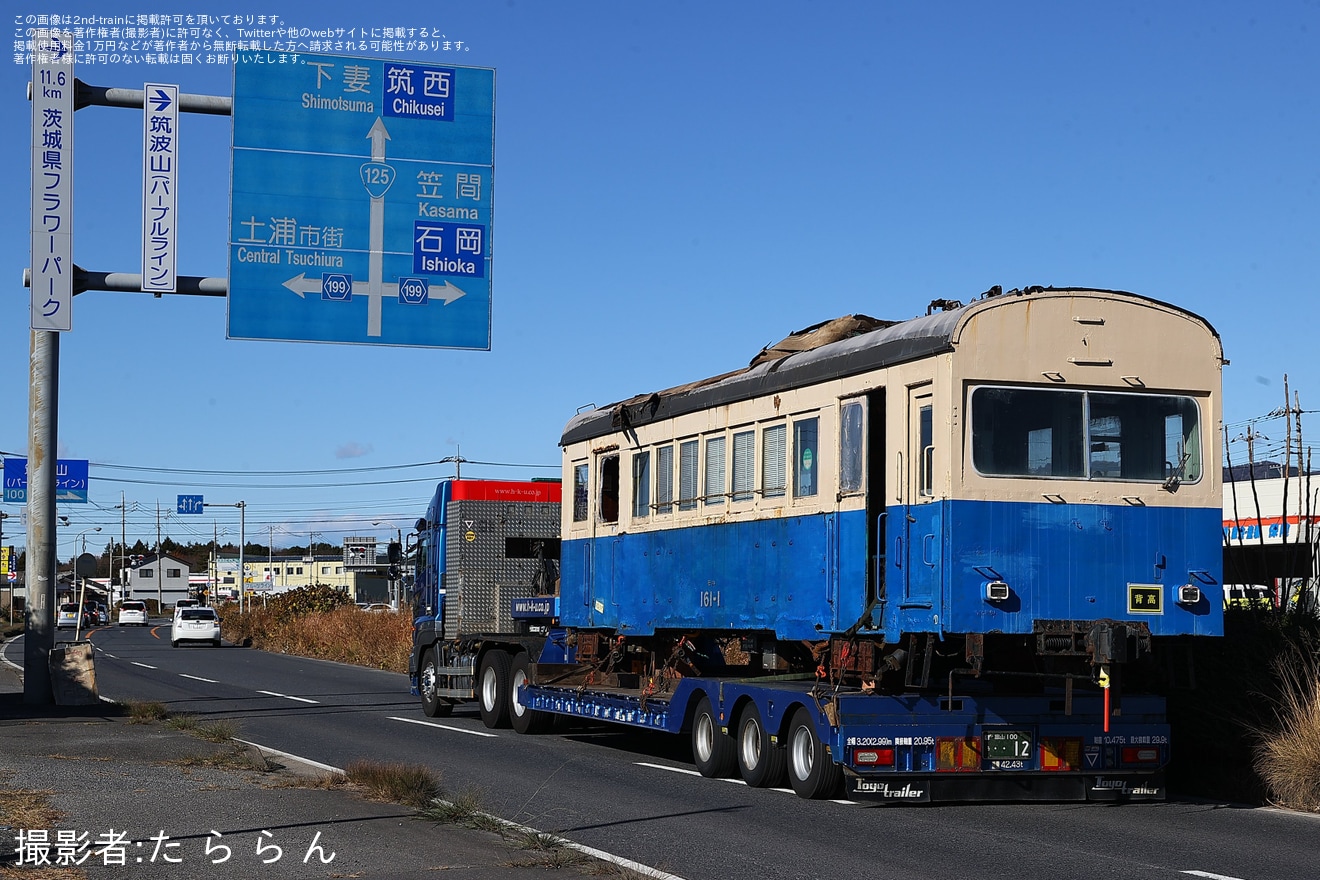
[398,277,429,305]
[413,222,486,277]
[177,495,204,515]
[322,273,352,301]
[382,64,455,121]
[511,596,558,618]
[3,457,89,503]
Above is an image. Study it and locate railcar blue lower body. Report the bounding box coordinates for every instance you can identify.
[560,499,1223,641]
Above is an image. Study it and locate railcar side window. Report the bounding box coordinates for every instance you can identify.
[971,387,1201,482]
[632,452,650,519]
[732,430,755,501]
[762,424,786,498]
[918,405,934,497]
[839,401,864,495]
[704,435,726,506]
[793,417,819,497]
[679,440,699,511]
[656,444,674,513]
[599,455,620,523]
[573,463,589,522]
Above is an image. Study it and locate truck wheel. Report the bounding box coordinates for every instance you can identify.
[691,695,736,778]
[419,649,454,717]
[736,702,786,788]
[478,650,512,729]
[786,706,843,799]
[509,653,553,735]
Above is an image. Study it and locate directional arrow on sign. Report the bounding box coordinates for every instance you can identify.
[280,117,468,328]
[149,87,173,112]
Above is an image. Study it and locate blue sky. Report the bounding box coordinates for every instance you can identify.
[2,1,1318,557]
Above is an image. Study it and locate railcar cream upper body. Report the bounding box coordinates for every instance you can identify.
[561,287,1223,537]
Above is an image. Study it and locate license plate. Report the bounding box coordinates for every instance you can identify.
[983,730,1033,761]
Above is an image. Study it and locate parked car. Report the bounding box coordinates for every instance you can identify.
[1224,584,1274,609]
[364,603,395,613]
[171,607,221,647]
[56,602,80,629]
[118,600,149,626]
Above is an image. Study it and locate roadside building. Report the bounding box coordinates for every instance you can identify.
[121,553,191,607]
[1222,465,1317,610]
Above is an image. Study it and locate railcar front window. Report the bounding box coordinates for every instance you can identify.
[971,387,1201,482]
[573,463,589,522]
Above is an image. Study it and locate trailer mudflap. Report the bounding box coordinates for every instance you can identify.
[847,771,1165,804]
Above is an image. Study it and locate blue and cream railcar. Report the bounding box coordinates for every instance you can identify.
[558,286,1223,674]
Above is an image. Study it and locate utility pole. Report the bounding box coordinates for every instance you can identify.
[155,500,162,611]
[119,490,126,604]
[0,511,10,625]
[25,328,58,705]
[203,501,246,613]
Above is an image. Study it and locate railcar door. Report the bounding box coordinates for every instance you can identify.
[901,387,941,621]
[842,392,887,616]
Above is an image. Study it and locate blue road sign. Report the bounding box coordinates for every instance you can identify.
[3,457,89,503]
[228,51,495,349]
[177,494,204,515]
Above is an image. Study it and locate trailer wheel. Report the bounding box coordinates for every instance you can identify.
[509,653,553,735]
[478,650,512,728]
[419,649,454,718]
[691,695,736,778]
[786,706,843,799]
[736,703,786,788]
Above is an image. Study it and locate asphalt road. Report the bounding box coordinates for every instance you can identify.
[20,623,1320,880]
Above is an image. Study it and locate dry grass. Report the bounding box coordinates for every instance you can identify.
[0,787,62,830]
[164,713,238,743]
[220,604,412,672]
[1254,643,1320,812]
[343,759,440,808]
[124,699,168,723]
[0,868,85,880]
[166,742,278,774]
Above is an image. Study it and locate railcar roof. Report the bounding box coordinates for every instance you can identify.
[560,286,1218,447]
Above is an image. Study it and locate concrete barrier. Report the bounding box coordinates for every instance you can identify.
[49,641,99,705]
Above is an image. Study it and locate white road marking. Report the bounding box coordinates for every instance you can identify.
[180,674,218,683]
[232,739,343,774]
[131,662,157,670]
[231,736,687,880]
[635,761,854,804]
[387,716,499,738]
[1182,872,1248,880]
[257,690,319,704]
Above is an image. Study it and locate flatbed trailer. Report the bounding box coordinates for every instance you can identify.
[515,673,1166,803]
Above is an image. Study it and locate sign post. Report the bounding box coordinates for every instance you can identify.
[228,52,495,349]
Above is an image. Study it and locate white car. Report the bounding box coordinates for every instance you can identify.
[171,607,222,647]
[117,601,149,626]
[56,602,80,629]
